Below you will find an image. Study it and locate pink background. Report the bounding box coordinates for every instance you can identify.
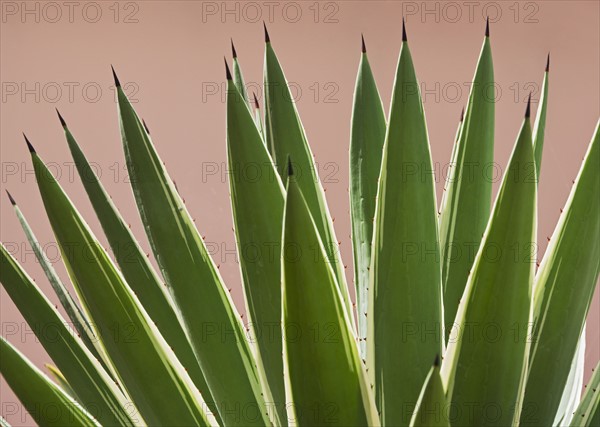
[1,1,598,424]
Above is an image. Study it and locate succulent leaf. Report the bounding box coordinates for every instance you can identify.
[349,40,387,359]
[367,35,443,426]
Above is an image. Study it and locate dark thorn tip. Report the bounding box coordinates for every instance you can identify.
[253,92,260,109]
[56,108,66,127]
[6,190,16,206]
[142,119,150,134]
[231,39,237,58]
[525,93,532,118]
[460,107,465,122]
[402,18,407,42]
[434,354,440,367]
[111,65,121,87]
[224,57,232,80]
[546,53,550,72]
[263,22,270,43]
[23,133,35,153]
[361,34,366,53]
[485,17,490,37]
[287,156,294,177]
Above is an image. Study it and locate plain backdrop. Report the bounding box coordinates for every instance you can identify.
[1,1,599,424]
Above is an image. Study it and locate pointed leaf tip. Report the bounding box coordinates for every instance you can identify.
[142,118,150,134]
[56,108,66,127]
[224,57,232,80]
[546,53,550,72]
[485,17,490,37]
[361,34,366,53]
[6,190,16,206]
[525,93,532,118]
[460,107,465,122]
[23,133,35,153]
[434,354,440,367]
[231,38,237,58]
[287,156,294,177]
[111,65,120,87]
[263,22,270,43]
[252,92,260,109]
[402,18,407,41]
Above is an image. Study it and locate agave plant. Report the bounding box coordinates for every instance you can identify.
[1,21,598,427]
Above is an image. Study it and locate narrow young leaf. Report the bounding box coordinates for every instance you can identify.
[553,327,586,426]
[533,55,549,176]
[442,110,536,426]
[59,114,221,424]
[438,108,465,222]
[522,121,599,426]
[29,146,216,426]
[0,243,137,426]
[282,176,379,426]
[349,38,386,359]
[227,78,288,424]
[115,77,273,426]
[264,35,354,323]
[439,33,494,338]
[367,32,443,427]
[46,364,77,399]
[0,337,101,427]
[8,194,100,363]
[409,358,449,427]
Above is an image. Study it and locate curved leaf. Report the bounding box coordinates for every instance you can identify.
[0,337,100,427]
[570,360,600,427]
[522,121,599,426]
[115,80,273,426]
[59,115,220,424]
[30,146,216,426]
[0,243,137,426]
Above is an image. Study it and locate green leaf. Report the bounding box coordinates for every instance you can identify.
[570,360,600,427]
[0,243,137,426]
[226,77,287,424]
[232,43,249,103]
[409,358,449,427]
[441,111,536,426]
[59,115,221,424]
[349,42,386,359]
[264,38,354,322]
[29,147,216,426]
[282,175,379,426]
[522,121,599,426]
[8,196,101,364]
[367,36,443,427]
[0,337,100,427]
[533,57,549,176]
[115,81,273,426]
[439,35,495,338]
